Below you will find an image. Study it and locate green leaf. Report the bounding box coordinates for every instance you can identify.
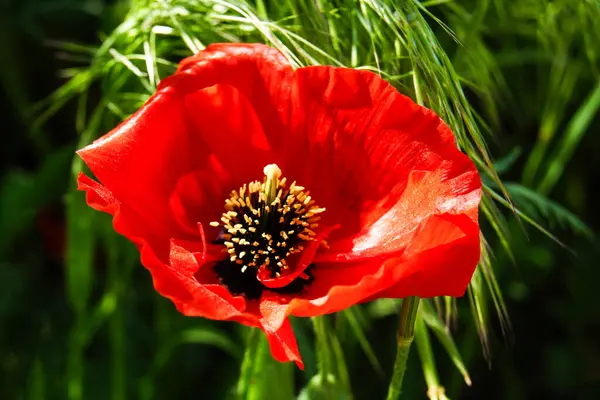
[478,241,512,339]
[65,102,108,318]
[330,328,352,395]
[291,318,317,378]
[0,172,35,258]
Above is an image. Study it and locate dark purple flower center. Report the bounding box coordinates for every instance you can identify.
[211,164,324,299]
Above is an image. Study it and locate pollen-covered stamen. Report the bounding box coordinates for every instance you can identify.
[211,164,325,280]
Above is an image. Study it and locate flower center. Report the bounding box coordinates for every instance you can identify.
[211,164,325,299]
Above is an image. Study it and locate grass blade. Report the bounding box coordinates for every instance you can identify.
[537,80,600,195]
[414,313,449,400]
[420,301,471,386]
[342,308,384,377]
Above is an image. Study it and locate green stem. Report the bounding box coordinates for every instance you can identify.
[247,336,279,400]
[311,316,334,384]
[236,327,261,399]
[415,314,448,400]
[386,296,421,400]
[67,321,85,400]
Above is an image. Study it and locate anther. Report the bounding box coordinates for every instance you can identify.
[213,163,326,283]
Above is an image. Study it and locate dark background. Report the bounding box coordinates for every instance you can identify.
[1,0,599,399]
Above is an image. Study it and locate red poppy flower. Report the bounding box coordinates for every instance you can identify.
[77,43,481,369]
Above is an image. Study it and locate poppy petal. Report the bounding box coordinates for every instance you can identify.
[169,155,233,236]
[183,83,274,186]
[281,66,480,263]
[374,213,480,298]
[317,169,480,262]
[168,239,256,324]
[78,173,261,325]
[77,90,213,241]
[285,213,479,318]
[77,173,192,303]
[162,43,294,154]
[260,317,303,369]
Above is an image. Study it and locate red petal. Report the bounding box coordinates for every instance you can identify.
[78,44,294,241]
[169,155,233,236]
[170,236,305,367]
[285,213,479,317]
[316,169,480,262]
[260,318,304,369]
[291,169,479,314]
[183,83,274,186]
[282,66,480,262]
[162,43,294,154]
[78,173,191,302]
[374,214,480,298]
[79,173,303,365]
[168,239,257,323]
[77,91,208,240]
[78,173,261,325]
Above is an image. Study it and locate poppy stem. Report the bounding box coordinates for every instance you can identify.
[312,316,334,383]
[236,327,261,398]
[386,296,421,400]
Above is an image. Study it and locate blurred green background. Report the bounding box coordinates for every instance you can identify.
[1,0,599,399]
